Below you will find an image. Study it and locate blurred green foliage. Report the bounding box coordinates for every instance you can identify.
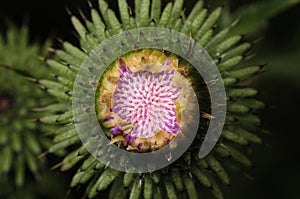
[221,0,300,34]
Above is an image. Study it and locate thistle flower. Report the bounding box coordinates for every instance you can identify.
[97,51,199,152]
[0,24,51,188]
[39,0,265,198]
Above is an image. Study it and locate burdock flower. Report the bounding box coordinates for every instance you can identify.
[39,0,265,198]
[0,24,51,188]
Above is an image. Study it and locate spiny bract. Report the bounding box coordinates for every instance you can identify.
[0,24,52,188]
[39,0,265,198]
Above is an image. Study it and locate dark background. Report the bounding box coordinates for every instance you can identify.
[1,0,300,199]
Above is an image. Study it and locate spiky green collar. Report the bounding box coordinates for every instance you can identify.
[38,0,265,198]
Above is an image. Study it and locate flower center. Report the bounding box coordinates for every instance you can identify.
[112,66,181,139]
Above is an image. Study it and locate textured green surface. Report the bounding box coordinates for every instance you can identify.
[0,24,52,191]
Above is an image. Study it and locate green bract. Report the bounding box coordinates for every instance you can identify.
[39,0,264,198]
[0,24,52,188]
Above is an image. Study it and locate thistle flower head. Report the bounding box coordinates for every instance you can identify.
[97,49,199,152]
[39,0,265,198]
